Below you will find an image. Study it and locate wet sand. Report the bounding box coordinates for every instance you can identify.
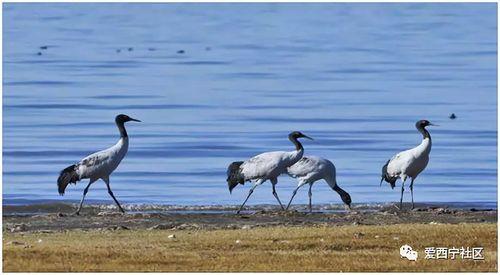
[3,203,497,232]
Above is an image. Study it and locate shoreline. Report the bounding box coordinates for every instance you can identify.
[3,201,497,215]
[3,203,497,232]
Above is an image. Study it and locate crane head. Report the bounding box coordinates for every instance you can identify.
[289,131,313,140]
[416,120,438,128]
[116,114,141,124]
[341,192,352,210]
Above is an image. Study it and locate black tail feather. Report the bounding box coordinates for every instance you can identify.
[226,161,245,194]
[381,159,397,189]
[57,164,80,195]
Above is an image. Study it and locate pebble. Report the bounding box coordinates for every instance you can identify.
[241,225,252,230]
[393,236,400,240]
[173,223,200,230]
[97,212,123,217]
[7,241,31,249]
[168,234,176,239]
[7,241,26,246]
[10,224,27,232]
[148,223,177,230]
[235,239,241,244]
[108,225,129,231]
[354,232,365,239]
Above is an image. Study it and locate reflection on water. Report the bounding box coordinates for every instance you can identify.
[3,3,497,207]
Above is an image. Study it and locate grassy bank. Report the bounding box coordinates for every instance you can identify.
[3,223,497,272]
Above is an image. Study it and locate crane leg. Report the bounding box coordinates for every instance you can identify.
[271,178,285,211]
[286,181,307,210]
[103,177,125,213]
[237,179,264,214]
[399,176,407,210]
[308,183,313,213]
[410,178,415,209]
[73,179,96,215]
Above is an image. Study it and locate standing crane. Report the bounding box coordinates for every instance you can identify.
[286,156,351,212]
[227,131,313,214]
[380,119,436,210]
[57,114,141,215]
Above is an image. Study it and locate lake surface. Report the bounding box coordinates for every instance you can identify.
[3,3,497,208]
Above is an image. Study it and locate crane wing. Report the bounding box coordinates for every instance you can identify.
[287,156,319,178]
[240,151,284,180]
[76,150,112,178]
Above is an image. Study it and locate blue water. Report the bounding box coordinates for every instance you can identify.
[3,3,497,208]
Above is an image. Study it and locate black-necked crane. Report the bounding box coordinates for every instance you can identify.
[57,114,141,215]
[226,131,313,214]
[286,156,352,212]
[380,119,436,210]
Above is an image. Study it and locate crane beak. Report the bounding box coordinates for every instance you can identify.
[129,118,141,122]
[302,134,314,140]
[429,122,438,126]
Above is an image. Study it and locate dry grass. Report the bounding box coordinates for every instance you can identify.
[3,223,497,272]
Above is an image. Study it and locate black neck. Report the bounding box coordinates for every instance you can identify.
[116,121,127,138]
[333,185,351,205]
[417,126,431,140]
[333,185,345,195]
[289,136,303,151]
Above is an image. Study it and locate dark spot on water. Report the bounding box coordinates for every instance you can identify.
[449,113,456,119]
[148,47,156,51]
[205,47,211,51]
[128,47,133,51]
[116,49,121,53]
[39,46,48,50]
[177,50,185,54]
[36,52,42,56]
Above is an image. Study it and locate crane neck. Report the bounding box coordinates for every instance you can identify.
[417,125,431,140]
[116,121,128,138]
[289,135,303,151]
[416,126,432,155]
[332,184,351,206]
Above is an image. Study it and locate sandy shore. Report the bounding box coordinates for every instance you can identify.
[3,203,497,232]
[3,203,497,272]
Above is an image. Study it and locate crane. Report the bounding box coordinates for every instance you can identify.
[227,131,313,213]
[286,156,352,212]
[380,119,436,210]
[57,114,141,215]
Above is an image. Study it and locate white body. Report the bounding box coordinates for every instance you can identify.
[385,137,431,181]
[76,137,129,181]
[287,156,337,187]
[240,149,304,183]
